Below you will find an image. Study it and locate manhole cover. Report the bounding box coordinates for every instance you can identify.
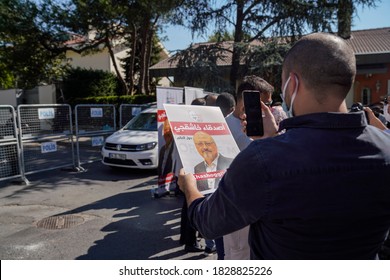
[36,214,84,230]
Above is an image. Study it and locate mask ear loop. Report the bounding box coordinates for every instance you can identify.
[282,76,291,101]
[287,75,299,117]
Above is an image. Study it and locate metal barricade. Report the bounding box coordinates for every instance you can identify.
[17,104,76,175]
[119,104,150,128]
[75,104,116,168]
[0,105,25,182]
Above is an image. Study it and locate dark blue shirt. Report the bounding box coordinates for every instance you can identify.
[188,112,390,259]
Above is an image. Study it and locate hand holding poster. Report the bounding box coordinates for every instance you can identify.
[164,104,239,195]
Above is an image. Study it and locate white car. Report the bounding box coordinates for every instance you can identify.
[101,107,158,169]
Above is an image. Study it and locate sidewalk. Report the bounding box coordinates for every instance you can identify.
[0,162,216,260]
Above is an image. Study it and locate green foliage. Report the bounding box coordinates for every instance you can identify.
[0,0,68,89]
[121,32,164,93]
[0,0,174,93]
[0,62,15,89]
[62,68,120,102]
[172,0,379,87]
[208,31,235,42]
[174,42,233,93]
[245,39,291,98]
[72,94,156,108]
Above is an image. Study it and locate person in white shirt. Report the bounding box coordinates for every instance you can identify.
[223,75,283,260]
[226,75,285,151]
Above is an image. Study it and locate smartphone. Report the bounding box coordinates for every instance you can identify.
[243,90,264,137]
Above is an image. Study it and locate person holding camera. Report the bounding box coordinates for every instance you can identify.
[178,32,390,259]
[383,96,390,129]
[363,106,389,132]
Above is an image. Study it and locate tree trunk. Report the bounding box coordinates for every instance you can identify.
[105,34,129,95]
[143,26,155,95]
[230,0,245,92]
[127,23,137,96]
[337,0,353,39]
[138,16,151,95]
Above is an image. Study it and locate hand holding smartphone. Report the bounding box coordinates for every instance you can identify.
[243,90,264,137]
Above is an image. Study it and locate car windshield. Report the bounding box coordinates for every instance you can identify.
[123,112,157,131]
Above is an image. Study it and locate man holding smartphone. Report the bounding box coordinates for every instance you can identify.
[225,75,275,151]
[178,32,390,259]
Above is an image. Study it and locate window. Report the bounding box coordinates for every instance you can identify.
[123,112,157,131]
[361,88,371,105]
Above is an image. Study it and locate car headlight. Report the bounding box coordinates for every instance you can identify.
[136,142,157,151]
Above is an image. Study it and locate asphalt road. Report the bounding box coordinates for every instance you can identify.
[0,162,215,260]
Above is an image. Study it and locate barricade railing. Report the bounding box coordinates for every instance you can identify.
[119,104,150,128]
[17,104,76,176]
[75,104,116,168]
[0,105,26,183]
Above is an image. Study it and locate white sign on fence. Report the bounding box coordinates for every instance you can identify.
[90,108,103,118]
[91,136,104,147]
[131,107,142,116]
[41,141,57,153]
[38,108,55,119]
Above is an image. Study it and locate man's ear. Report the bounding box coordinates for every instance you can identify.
[290,72,299,94]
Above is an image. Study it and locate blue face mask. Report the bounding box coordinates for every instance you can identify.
[281,75,299,118]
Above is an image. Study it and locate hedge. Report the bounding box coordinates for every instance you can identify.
[71,94,156,107]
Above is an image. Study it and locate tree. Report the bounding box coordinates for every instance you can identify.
[0,62,14,89]
[122,31,164,93]
[36,0,131,94]
[173,0,379,90]
[129,0,183,95]
[208,31,235,42]
[1,0,174,95]
[245,38,291,99]
[43,0,179,95]
[174,42,232,92]
[62,68,120,102]
[0,0,67,89]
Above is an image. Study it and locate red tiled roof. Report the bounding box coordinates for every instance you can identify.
[150,41,234,70]
[150,40,269,70]
[346,27,390,55]
[151,27,390,70]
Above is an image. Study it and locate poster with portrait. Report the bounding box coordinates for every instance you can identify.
[156,87,184,195]
[164,104,240,195]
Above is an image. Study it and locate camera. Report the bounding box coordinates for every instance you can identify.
[350,102,364,112]
[350,102,369,121]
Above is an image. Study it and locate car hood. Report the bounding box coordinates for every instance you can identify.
[105,130,157,145]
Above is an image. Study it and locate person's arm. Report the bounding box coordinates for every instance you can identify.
[364,107,387,130]
[179,141,269,239]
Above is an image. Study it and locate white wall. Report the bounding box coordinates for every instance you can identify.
[157,77,171,87]
[110,48,127,78]
[66,49,110,71]
[38,85,56,104]
[0,89,18,107]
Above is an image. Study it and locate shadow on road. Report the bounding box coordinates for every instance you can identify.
[0,163,156,199]
[0,162,210,260]
[51,178,206,260]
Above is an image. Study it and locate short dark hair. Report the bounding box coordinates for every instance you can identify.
[204,93,219,106]
[191,97,206,106]
[283,32,356,102]
[216,92,236,117]
[237,75,274,101]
